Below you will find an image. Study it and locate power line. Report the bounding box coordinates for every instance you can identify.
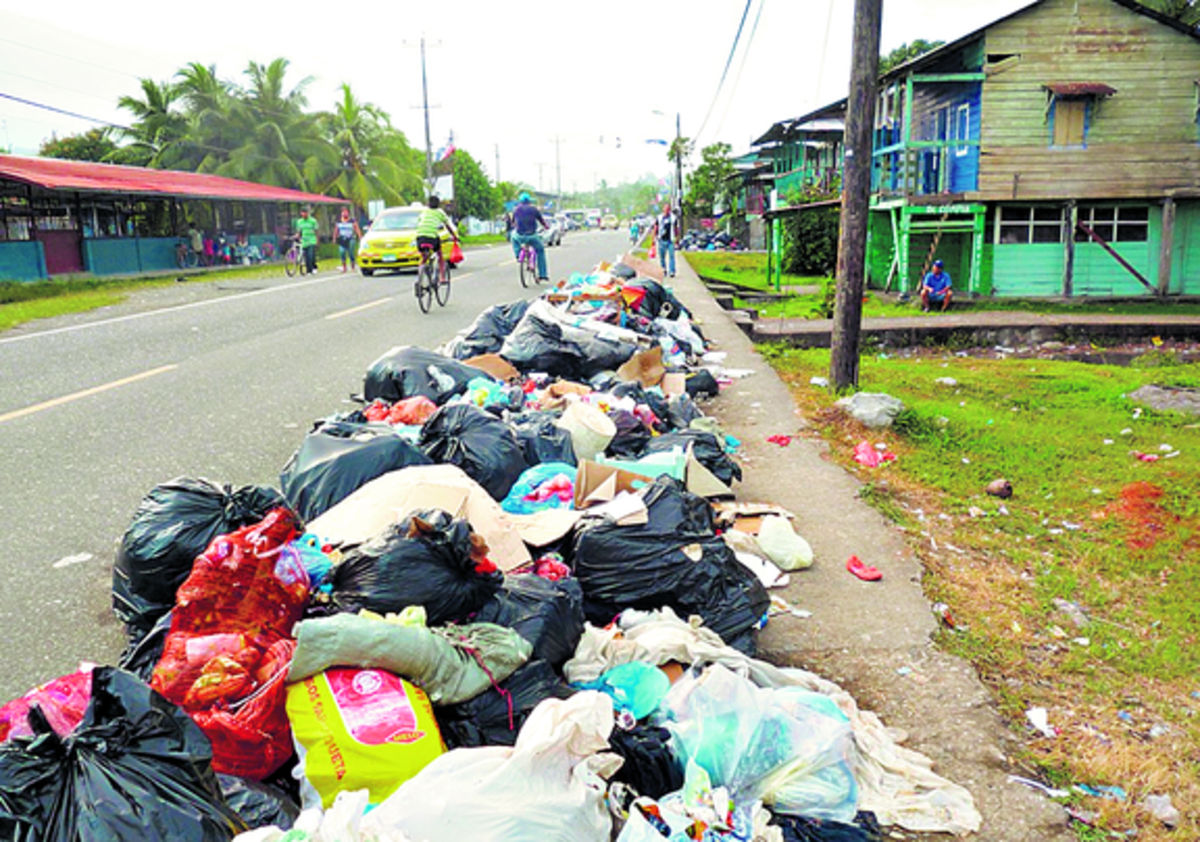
[693,0,754,142]
[0,91,124,129]
[0,36,143,81]
[709,0,767,143]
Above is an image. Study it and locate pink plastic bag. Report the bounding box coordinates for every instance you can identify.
[853,440,896,468]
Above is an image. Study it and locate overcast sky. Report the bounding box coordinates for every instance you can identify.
[0,0,1030,193]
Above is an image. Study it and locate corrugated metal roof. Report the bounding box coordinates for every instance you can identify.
[0,155,345,204]
[1044,82,1117,96]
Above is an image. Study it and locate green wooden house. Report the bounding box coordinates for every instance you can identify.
[757,0,1200,297]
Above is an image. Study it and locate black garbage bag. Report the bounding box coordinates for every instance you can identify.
[685,369,720,398]
[626,279,690,320]
[363,345,491,405]
[642,430,742,485]
[499,301,636,380]
[445,300,531,360]
[610,262,637,281]
[571,476,769,652]
[218,774,300,831]
[772,813,881,842]
[0,666,245,842]
[607,725,684,799]
[117,608,173,682]
[505,411,577,466]
[604,409,652,458]
[612,382,670,432]
[327,508,502,626]
[280,420,432,522]
[473,574,584,668]
[419,403,527,500]
[435,658,574,749]
[113,477,286,646]
[667,393,704,431]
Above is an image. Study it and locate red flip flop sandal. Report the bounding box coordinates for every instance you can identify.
[846,555,883,581]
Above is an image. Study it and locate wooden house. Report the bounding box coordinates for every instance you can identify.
[756,0,1200,297]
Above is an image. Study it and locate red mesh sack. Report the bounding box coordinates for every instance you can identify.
[151,507,307,779]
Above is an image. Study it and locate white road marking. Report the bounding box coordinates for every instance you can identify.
[0,273,338,346]
[325,297,392,320]
[0,363,178,424]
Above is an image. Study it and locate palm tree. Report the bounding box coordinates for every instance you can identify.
[113,78,187,167]
[314,83,423,211]
[174,62,237,173]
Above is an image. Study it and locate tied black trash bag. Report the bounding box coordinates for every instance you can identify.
[667,393,704,431]
[435,658,574,749]
[363,345,491,405]
[472,574,584,668]
[571,476,769,652]
[218,774,300,831]
[445,300,531,360]
[605,409,652,458]
[117,609,173,682]
[280,420,432,522]
[686,369,720,399]
[608,725,684,800]
[625,279,689,321]
[419,404,528,501]
[327,508,502,626]
[643,430,742,486]
[499,300,636,380]
[505,411,577,466]
[0,666,245,842]
[113,477,286,646]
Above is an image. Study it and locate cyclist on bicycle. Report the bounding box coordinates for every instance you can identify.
[414,195,459,261]
[510,192,550,282]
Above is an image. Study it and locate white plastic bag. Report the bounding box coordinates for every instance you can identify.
[755,516,813,571]
[365,691,618,842]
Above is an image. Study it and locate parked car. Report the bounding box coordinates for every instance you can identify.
[543,215,564,247]
[600,213,619,230]
[357,204,454,276]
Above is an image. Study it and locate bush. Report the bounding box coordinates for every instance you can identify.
[782,206,839,276]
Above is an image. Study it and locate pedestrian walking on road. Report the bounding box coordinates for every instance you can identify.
[294,206,319,275]
[334,207,362,273]
[654,204,679,277]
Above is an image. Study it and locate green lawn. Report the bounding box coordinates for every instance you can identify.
[765,345,1200,839]
[684,251,821,292]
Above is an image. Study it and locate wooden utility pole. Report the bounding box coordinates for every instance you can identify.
[830,0,883,390]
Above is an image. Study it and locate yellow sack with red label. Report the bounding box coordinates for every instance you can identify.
[286,667,446,809]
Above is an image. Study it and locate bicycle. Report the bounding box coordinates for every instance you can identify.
[516,239,544,288]
[284,236,303,277]
[415,241,453,312]
[175,239,198,269]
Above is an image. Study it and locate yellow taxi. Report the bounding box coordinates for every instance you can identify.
[600,213,619,230]
[357,204,453,276]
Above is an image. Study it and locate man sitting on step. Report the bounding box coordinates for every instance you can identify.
[920,260,953,312]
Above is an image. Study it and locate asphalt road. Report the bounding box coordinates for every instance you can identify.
[0,229,634,700]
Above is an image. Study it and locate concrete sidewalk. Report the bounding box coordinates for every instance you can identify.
[662,257,1073,841]
[747,308,1200,348]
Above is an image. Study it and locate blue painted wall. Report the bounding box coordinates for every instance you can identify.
[82,237,179,275]
[0,241,48,281]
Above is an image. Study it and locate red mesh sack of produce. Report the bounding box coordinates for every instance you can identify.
[151,507,308,779]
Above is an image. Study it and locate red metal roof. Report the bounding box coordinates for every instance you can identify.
[1044,82,1118,97]
[0,154,345,204]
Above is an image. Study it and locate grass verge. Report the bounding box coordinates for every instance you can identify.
[761,343,1200,841]
[684,251,823,293]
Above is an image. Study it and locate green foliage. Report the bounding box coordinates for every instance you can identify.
[782,206,840,276]
[1137,0,1200,24]
[879,39,946,74]
[683,142,736,220]
[39,128,118,162]
[450,149,499,221]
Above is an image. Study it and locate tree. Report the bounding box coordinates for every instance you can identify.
[683,142,736,220]
[1137,0,1200,24]
[879,39,945,74]
[114,77,188,167]
[449,149,498,220]
[39,128,117,161]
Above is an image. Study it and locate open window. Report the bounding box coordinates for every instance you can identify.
[1044,83,1116,148]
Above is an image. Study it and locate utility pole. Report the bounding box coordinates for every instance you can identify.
[829,0,883,390]
[420,35,434,193]
[554,136,562,210]
[495,144,500,184]
[674,112,683,210]
[536,162,545,192]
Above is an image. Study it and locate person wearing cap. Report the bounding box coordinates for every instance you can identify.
[294,206,320,274]
[510,192,550,281]
[920,259,952,312]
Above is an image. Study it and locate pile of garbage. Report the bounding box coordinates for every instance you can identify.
[680,229,743,252]
[0,258,980,841]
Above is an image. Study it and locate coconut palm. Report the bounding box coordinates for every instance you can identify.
[113,78,187,167]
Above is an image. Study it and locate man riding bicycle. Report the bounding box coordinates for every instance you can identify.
[510,192,550,282]
[414,194,459,261]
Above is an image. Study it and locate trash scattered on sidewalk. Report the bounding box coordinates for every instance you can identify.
[853,440,896,467]
[5,254,988,841]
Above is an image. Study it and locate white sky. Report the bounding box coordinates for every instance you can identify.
[0,0,1030,193]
